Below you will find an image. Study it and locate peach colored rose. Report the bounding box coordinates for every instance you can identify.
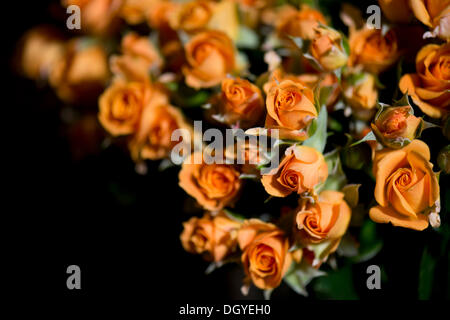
[371,105,423,149]
[348,27,400,74]
[342,71,378,118]
[409,0,450,40]
[17,26,66,81]
[370,140,440,231]
[183,31,235,89]
[310,26,348,72]
[98,80,167,136]
[120,0,154,25]
[261,145,328,197]
[399,43,450,118]
[49,38,110,103]
[62,0,123,35]
[110,32,163,81]
[238,219,292,290]
[181,212,242,262]
[264,74,317,135]
[276,5,327,40]
[169,0,215,33]
[147,0,179,29]
[129,103,193,160]
[296,190,351,246]
[208,77,264,128]
[179,153,242,211]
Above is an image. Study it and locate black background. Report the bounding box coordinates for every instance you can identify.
[4,0,450,312]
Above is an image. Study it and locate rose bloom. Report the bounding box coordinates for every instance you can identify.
[261,145,328,197]
[147,0,179,29]
[348,27,400,74]
[238,219,292,290]
[371,105,423,149]
[179,152,242,211]
[295,191,351,258]
[183,31,235,89]
[17,26,66,81]
[119,0,154,25]
[169,0,215,33]
[399,43,450,118]
[62,0,123,35]
[181,212,242,262]
[409,0,450,40]
[342,72,378,119]
[208,77,264,128]
[378,0,412,23]
[110,32,163,81]
[49,39,110,103]
[98,80,168,136]
[310,26,348,72]
[276,4,327,40]
[264,75,317,135]
[129,103,193,161]
[370,140,440,231]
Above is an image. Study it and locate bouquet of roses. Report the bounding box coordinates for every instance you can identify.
[17,0,449,298]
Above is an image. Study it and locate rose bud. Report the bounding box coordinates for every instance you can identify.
[310,26,348,72]
[295,191,351,261]
[261,145,328,197]
[238,219,292,290]
[371,105,423,149]
[276,4,327,40]
[370,140,440,230]
[342,71,378,120]
[179,152,242,211]
[181,212,242,262]
[183,31,236,89]
[207,77,264,129]
[438,145,450,174]
[169,0,215,33]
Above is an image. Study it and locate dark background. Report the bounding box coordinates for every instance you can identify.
[4,0,449,308]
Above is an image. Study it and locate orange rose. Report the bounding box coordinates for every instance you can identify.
[147,0,178,29]
[49,39,110,103]
[342,71,378,119]
[62,0,123,35]
[378,0,413,23]
[264,75,317,135]
[276,5,327,40]
[169,0,215,33]
[183,31,235,89]
[399,43,450,118]
[110,32,163,81]
[370,140,440,231]
[98,80,167,136]
[348,27,400,74]
[119,0,154,25]
[371,105,423,149]
[181,212,242,262]
[129,103,193,160]
[261,145,328,197]
[238,219,292,290]
[208,77,264,128]
[179,153,242,211]
[310,26,348,72]
[409,0,450,40]
[17,26,66,81]
[296,190,351,245]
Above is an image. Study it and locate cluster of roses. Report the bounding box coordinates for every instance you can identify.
[17,0,448,295]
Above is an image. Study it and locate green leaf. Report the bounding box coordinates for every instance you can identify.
[313,264,358,299]
[223,209,245,222]
[284,261,326,296]
[303,105,328,153]
[349,130,376,147]
[342,184,361,208]
[319,150,347,192]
